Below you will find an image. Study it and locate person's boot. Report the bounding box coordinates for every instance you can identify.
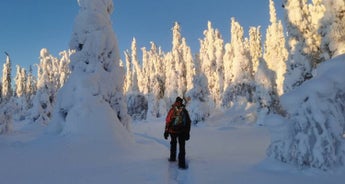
[168,157,176,162]
[178,161,187,169]
[178,154,187,169]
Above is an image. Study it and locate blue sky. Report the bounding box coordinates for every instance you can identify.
[0,0,283,69]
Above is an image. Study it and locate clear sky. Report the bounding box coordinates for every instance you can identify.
[0,0,284,69]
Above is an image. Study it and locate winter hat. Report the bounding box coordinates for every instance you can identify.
[175,96,183,103]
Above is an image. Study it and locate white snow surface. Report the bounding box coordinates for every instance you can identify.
[1,109,345,184]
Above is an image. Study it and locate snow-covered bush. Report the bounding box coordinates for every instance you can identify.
[0,103,14,134]
[254,60,280,115]
[267,55,345,170]
[0,110,12,134]
[186,73,210,124]
[127,93,148,120]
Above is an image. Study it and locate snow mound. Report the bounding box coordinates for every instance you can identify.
[267,54,345,170]
[48,71,133,146]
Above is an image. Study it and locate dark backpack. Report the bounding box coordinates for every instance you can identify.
[171,106,186,132]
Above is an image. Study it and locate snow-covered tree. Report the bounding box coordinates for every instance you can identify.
[123,50,132,94]
[267,55,345,170]
[31,48,58,124]
[141,47,150,95]
[124,38,148,120]
[249,26,262,75]
[129,38,143,94]
[14,65,26,98]
[283,0,325,92]
[222,43,234,107]
[248,24,277,123]
[49,0,131,139]
[222,18,254,107]
[164,22,182,104]
[305,0,325,65]
[57,49,73,88]
[254,60,279,125]
[186,54,210,124]
[264,0,288,96]
[172,22,187,98]
[146,42,166,119]
[199,21,224,108]
[2,52,12,101]
[320,0,345,58]
[25,65,36,109]
[164,52,178,104]
[182,38,195,95]
[12,65,28,119]
[0,52,14,132]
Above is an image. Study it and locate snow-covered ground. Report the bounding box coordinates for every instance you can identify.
[1,110,344,184]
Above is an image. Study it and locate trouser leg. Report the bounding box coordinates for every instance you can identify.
[178,134,186,167]
[170,134,177,161]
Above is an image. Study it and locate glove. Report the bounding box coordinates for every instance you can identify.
[164,131,169,140]
[185,133,190,141]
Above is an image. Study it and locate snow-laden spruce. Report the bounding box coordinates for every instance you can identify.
[48,0,131,143]
[266,54,345,170]
[31,49,60,125]
[264,0,288,96]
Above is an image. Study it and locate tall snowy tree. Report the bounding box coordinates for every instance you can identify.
[182,38,195,95]
[320,0,345,58]
[248,23,280,123]
[199,21,224,108]
[283,0,325,92]
[222,42,235,107]
[186,54,210,124]
[146,42,166,119]
[31,48,58,125]
[123,50,132,94]
[172,22,187,98]
[130,38,142,93]
[25,65,36,109]
[14,65,26,98]
[264,0,288,96]
[164,51,178,104]
[124,38,148,120]
[2,52,12,101]
[49,0,131,138]
[8,65,30,121]
[57,49,73,88]
[249,26,262,75]
[0,52,14,134]
[141,47,150,95]
[165,22,184,105]
[222,18,254,107]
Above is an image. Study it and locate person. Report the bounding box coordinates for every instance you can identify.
[164,96,191,169]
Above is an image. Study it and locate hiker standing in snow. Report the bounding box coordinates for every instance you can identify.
[164,96,191,169]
